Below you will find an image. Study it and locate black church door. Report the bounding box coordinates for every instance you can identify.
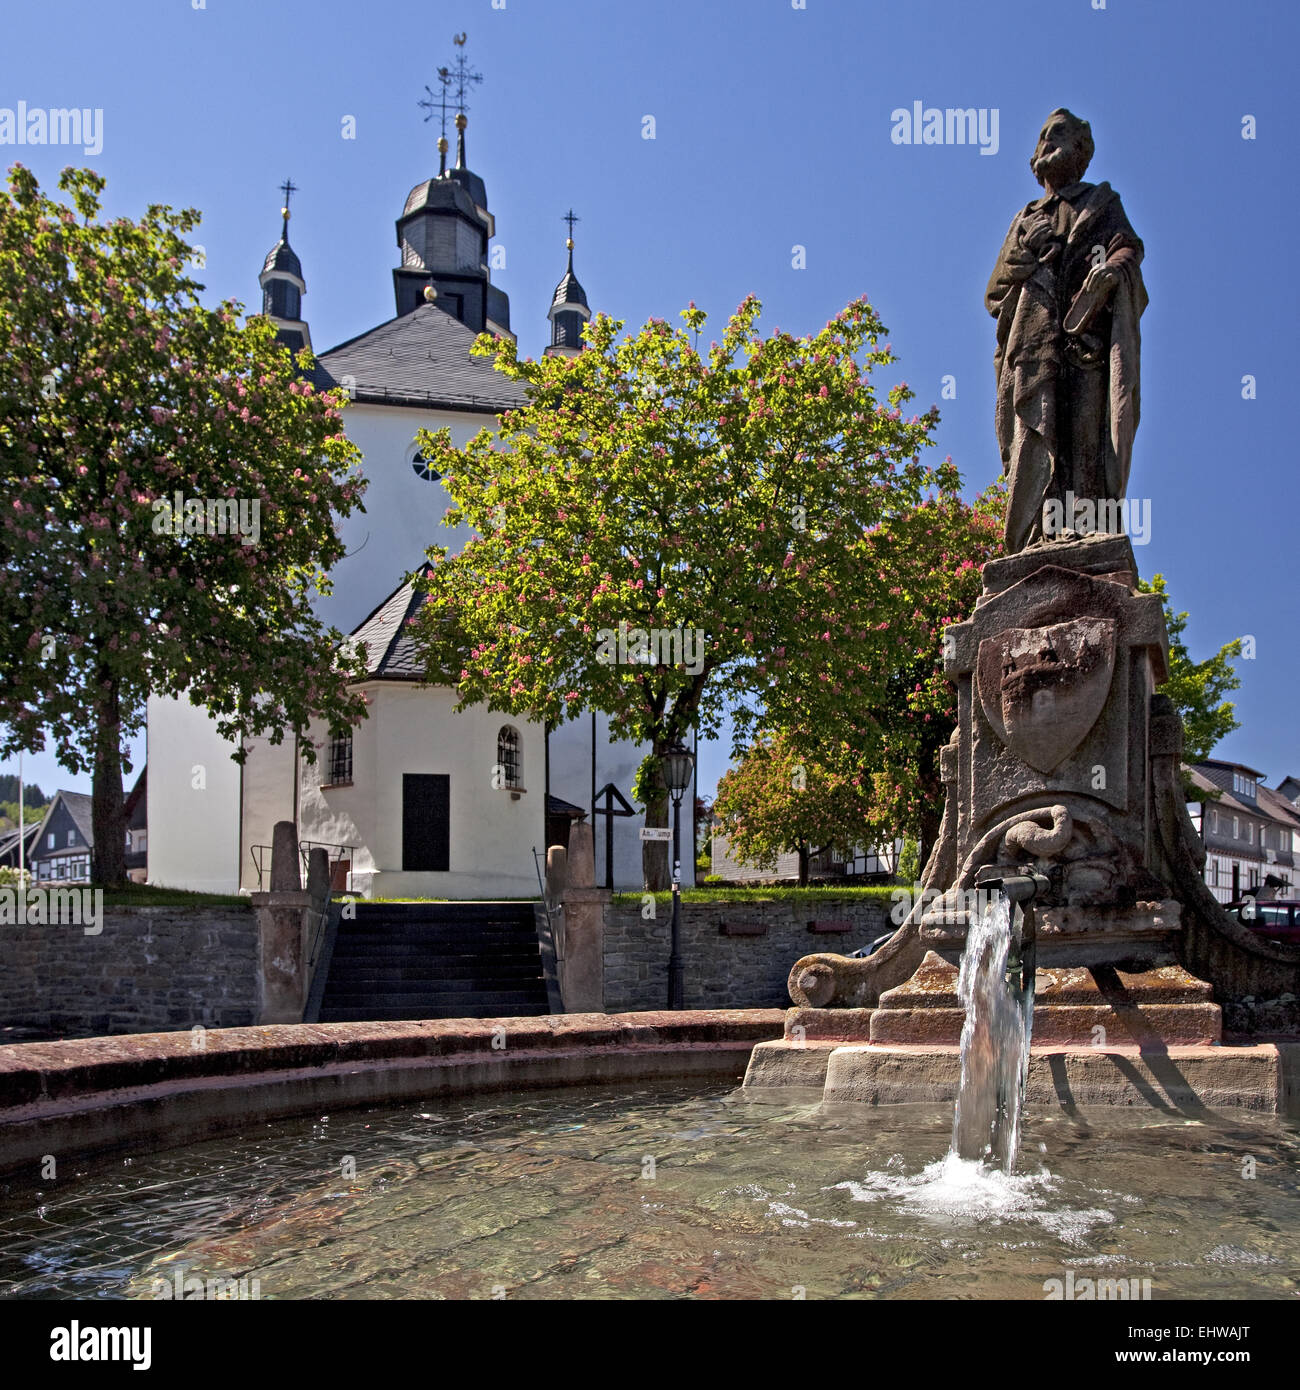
[403,774,450,872]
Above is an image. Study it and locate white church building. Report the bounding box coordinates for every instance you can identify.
[146,112,692,897]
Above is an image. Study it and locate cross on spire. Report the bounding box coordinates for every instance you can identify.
[448,32,482,116]
[563,208,580,240]
[278,178,297,236]
[419,66,455,175]
[418,68,453,138]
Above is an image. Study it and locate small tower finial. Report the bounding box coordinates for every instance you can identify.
[279,176,297,236]
[563,208,579,267]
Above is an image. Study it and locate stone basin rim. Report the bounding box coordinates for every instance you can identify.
[0,1010,785,1175]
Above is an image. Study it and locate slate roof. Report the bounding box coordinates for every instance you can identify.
[402,176,479,222]
[551,260,589,313]
[0,822,39,865]
[31,789,95,853]
[1187,766,1300,828]
[262,236,302,280]
[314,303,526,413]
[448,165,488,212]
[346,573,432,680]
[1257,783,1300,828]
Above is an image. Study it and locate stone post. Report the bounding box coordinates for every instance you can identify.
[560,822,608,1013]
[251,820,312,1024]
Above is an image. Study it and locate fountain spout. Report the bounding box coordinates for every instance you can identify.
[974,870,1048,999]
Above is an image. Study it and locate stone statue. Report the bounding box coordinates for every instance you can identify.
[987,109,1147,553]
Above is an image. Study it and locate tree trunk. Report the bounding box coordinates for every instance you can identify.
[91,672,127,886]
[642,752,670,892]
[797,840,809,887]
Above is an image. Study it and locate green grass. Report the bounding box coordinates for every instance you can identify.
[98,884,250,908]
[612,884,902,907]
[337,895,542,904]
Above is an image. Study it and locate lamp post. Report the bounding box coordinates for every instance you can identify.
[662,742,695,1010]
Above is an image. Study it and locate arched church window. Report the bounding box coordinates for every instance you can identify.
[496,726,522,790]
[411,448,442,482]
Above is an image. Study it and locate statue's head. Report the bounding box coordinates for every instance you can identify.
[1030,109,1094,188]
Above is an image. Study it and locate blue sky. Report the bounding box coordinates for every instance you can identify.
[2,0,1296,804]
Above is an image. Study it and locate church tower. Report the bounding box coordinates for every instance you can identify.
[393,41,511,336]
[545,210,590,359]
[258,179,311,353]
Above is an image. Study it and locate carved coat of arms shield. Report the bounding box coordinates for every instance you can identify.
[976,617,1116,773]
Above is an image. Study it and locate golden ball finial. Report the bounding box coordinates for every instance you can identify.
[566,237,574,251]
[281,207,291,221]
[423,284,438,303]
[437,135,448,153]
[455,112,467,131]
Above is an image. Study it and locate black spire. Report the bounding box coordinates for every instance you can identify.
[546,211,591,358]
[393,35,508,333]
[260,179,310,351]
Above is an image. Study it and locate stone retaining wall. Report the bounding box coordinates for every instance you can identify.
[0,906,259,1038]
[602,897,893,1011]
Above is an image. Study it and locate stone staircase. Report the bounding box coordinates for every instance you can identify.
[315,901,550,1022]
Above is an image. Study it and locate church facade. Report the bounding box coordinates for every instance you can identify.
[145,114,687,896]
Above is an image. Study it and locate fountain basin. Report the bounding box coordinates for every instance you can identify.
[1,1079,1296,1300]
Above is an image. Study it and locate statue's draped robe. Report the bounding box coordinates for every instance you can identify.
[986,180,1146,553]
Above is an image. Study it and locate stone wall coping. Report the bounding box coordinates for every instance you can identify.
[249,891,312,908]
[0,1010,785,1110]
[0,1011,786,1174]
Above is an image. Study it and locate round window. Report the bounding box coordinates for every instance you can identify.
[412,451,442,482]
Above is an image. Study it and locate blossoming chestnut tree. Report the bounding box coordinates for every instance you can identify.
[0,166,368,883]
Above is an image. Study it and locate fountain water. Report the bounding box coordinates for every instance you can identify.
[950,894,1035,1172]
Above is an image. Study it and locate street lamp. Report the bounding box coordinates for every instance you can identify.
[662,741,695,1010]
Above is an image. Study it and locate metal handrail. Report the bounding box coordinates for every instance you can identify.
[249,840,356,893]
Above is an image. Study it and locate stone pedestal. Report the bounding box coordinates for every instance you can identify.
[869,950,1219,1047]
[783,534,1239,1055]
[560,823,608,1013]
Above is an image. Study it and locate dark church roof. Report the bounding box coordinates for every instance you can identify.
[347,575,429,679]
[262,236,302,279]
[448,165,488,212]
[551,264,588,312]
[313,303,526,413]
[402,176,480,222]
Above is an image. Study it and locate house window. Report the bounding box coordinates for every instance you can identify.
[1248,823,1255,846]
[47,833,55,850]
[496,726,522,790]
[1233,772,1256,799]
[68,829,76,846]
[1232,817,1239,839]
[1210,809,1219,834]
[327,731,354,786]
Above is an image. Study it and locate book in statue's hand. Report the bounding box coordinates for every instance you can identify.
[1063,278,1109,335]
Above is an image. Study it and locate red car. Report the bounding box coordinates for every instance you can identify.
[1227,899,1300,947]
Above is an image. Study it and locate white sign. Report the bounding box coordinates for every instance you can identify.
[639,827,673,842]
